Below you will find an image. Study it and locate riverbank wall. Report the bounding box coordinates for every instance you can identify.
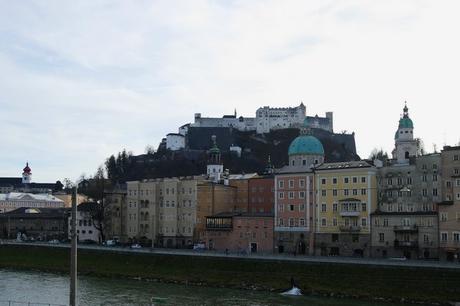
[0,245,459,305]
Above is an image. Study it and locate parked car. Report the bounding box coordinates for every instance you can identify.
[193,243,206,251]
[48,239,60,244]
[130,243,142,249]
[103,240,117,246]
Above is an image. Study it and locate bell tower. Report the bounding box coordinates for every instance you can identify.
[22,162,32,184]
[392,103,418,164]
[207,135,223,183]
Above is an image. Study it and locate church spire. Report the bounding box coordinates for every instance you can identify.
[403,101,409,118]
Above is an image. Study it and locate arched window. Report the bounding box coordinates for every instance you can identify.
[405,151,410,159]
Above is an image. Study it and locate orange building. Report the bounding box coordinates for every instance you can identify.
[195,182,236,242]
[248,176,274,214]
[203,212,274,254]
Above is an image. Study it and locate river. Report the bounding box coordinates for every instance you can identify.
[0,269,414,306]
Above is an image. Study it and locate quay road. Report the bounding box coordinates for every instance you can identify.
[2,240,460,270]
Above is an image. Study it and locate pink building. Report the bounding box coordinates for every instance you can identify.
[274,124,324,255]
[203,212,274,254]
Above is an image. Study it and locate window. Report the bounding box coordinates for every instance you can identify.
[299,218,305,226]
[454,155,459,161]
[288,180,294,188]
[344,177,349,184]
[379,233,384,242]
[278,180,284,189]
[289,204,295,211]
[441,212,448,222]
[278,218,284,226]
[422,189,427,197]
[343,189,349,196]
[424,234,429,243]
[321,190,327,197]
[333,178,338,184]
[407,177,412,185]
[321,178,327,185]
[453,232,460,242]
[383,219,389,227]
[361,218,367,227]
[278,192,284,199]
[289,218,295,227]
[321,218,327,227]
[456,179,460,187]
[299,204,305,211]
[352,177,358,184]
[299,191,305,199]
[441,232,448,242]
[397,178,402,185]
[361,203,367,211]
[333,218,338,226]
[361,177,366,183]
[299,179,305,187]
[333,189,338,196]
[288,192,295,199]
[278,204,284,212]
[433,174,438,182]
[433,189,438,196]
[352,189,358,196]
[321,204,327,212]
[361,189,366,195]
[387,178,393,185]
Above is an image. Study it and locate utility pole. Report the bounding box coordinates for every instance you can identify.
[70,186,77,306]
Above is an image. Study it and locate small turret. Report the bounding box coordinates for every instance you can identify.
[207,135,223,183]
[22,162,32,184]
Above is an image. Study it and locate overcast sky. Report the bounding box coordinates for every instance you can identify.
[1,0,459,183]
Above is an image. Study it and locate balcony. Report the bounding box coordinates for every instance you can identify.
[394,240,418,248]
[339,225,361,232]
[205,216,233,231]
[393,225,418,233]
[340,211,360,217]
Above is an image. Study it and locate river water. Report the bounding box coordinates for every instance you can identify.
[0,269,411,306]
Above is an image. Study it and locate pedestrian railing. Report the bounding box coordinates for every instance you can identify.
[0,300,66,306]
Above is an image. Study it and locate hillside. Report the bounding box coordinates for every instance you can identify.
[107,127,359,182]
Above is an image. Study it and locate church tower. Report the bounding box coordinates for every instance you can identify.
[22,162,32,184]
[392,103,418,164]
[207,135,223,183]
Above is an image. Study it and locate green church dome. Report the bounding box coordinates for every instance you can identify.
[398,117,413,129]
[288,135,324,156]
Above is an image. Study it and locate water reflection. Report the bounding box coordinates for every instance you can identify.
[0,269,410,306]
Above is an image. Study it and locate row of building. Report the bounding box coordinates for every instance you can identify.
[1,104,459,261]
[101,105,460,261]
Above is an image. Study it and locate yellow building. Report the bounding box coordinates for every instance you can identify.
[315,161,377,257]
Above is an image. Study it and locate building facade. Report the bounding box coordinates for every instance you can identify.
[202,213,274,254]
[438,146,460,261]
[126,177,202,248]
[0,207,67,240]
[248,176,274,214]
[274,124,324,255]
[68,202,100,243]
[189,103,333,134]
[103,188,127,243]
[0,192,65,213]
[315,161,377,257]
[371,154,441,259]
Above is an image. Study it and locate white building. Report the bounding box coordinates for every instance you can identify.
[392,103,419,164]
[68,202,100,243]
[0,192,65,213]
[166,133,185,151]
[188,103,333,134]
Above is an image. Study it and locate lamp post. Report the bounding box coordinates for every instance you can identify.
[70,186,77,306]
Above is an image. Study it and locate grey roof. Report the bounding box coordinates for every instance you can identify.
[315,160,373,171]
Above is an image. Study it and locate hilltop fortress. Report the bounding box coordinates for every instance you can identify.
[166,103,333,151]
